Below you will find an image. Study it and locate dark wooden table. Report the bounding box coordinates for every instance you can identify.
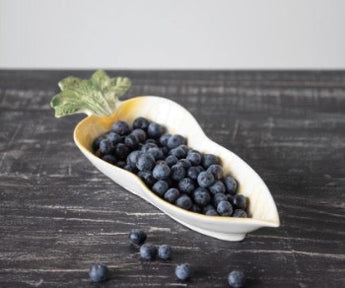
[0,70,344,288]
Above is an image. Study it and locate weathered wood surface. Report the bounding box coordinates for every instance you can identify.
[0,70,344,288]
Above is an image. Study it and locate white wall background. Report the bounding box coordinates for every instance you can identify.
[1,0,345,69]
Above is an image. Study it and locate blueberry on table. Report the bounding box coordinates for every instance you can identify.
[175,263,193,281]
[175,194,193,210]
[101,154,117,165]
[228,270,246,288]
[209,180,226,195]
[197,171,215,188]
[178,178,195,195]
[193,187,211,207]
[207,164,224,180]
[232,195,247,210]
[152,162,171,180]
[136,153,155,171]
[147,122,165,139]
[115,143,130,160]
[217,200,233,216]
[159,133,171,146]
[232,209,248,218]
[224,176,238,195]
[89,263,109,282]
[128,229,147,246]
[170,164,186,181]
[202,154,220,169]
[140,244,157,261]
[133,117,150,130]
[152,180,169,197]
[112,120,131,136]
[187,165,204,180]
[164,188,180,203]
[158,244,172,260]
[186,152,202,165]
[165,155,178,166]
[167,134,186,149]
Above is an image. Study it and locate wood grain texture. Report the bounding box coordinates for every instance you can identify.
[0,70,344,288]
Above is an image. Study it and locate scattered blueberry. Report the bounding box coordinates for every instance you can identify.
[164,188,180,203]
[158,244,172,260]
[228,270,246,288]
[197,171,215,188]
[140,244,157,261]
[89,263,109,282]
[175,194,193,210]
[175,263,193,281]
[128,229,147,245]
[112,121,130,135]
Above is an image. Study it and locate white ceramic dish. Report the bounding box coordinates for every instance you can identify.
[74,96,279,241]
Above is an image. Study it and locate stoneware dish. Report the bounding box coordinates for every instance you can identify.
[74,96,280,241]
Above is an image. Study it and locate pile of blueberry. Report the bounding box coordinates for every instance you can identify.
[92,117,248,218]
[89,229,246,287]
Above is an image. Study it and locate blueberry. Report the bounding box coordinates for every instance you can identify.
[197,171,215,188]
[124,134,139,149]
[161,146,169,156]
[99,139,115,155]
[128,229,147,245]
[127,151,142,169]
[147,122,165,139]
[232,195,247,210]
[193,187,211,207]
[169,146,187,159]
[205,209,218,216]
[136,153,155,171]
[147,147,164,161]
[145,138,158,145]
[209,180,226,195]
[106,132,123,145]
[167,134,186,149]
[170,164,186,182]
[207,164,224,180]
[138,171,156,187]
[232,209,248,218]
[213,193,227,206]
[101,154,117,165]
[164,188,180,203]
[165,155,178,166]
[177,159,191,169]
[115,143,130,160]
[89,263,109,282]
[178,178,195,195]
[187,165,204,180]
[175,263,193,281]
[158,244,172,260]
[159,133,171,146]
[175,194,193,210]
[228,270,246,288]
[224,176,238,195]
[179,145,189,154]
[124,164,137,173]
[186,152,202,165]
[141,142,157,153]
[133,117,150,130]
[112,121,131,136]
[152,180,169,197]
[92,136,104,152]
[152,163,171,180]
[217,200,233,216]
[202,204,216,214]
[116,160,126,168]
[131,128,147,142]
[191,204,202,213]
[202,154,220,168]
[140,244,157,261]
